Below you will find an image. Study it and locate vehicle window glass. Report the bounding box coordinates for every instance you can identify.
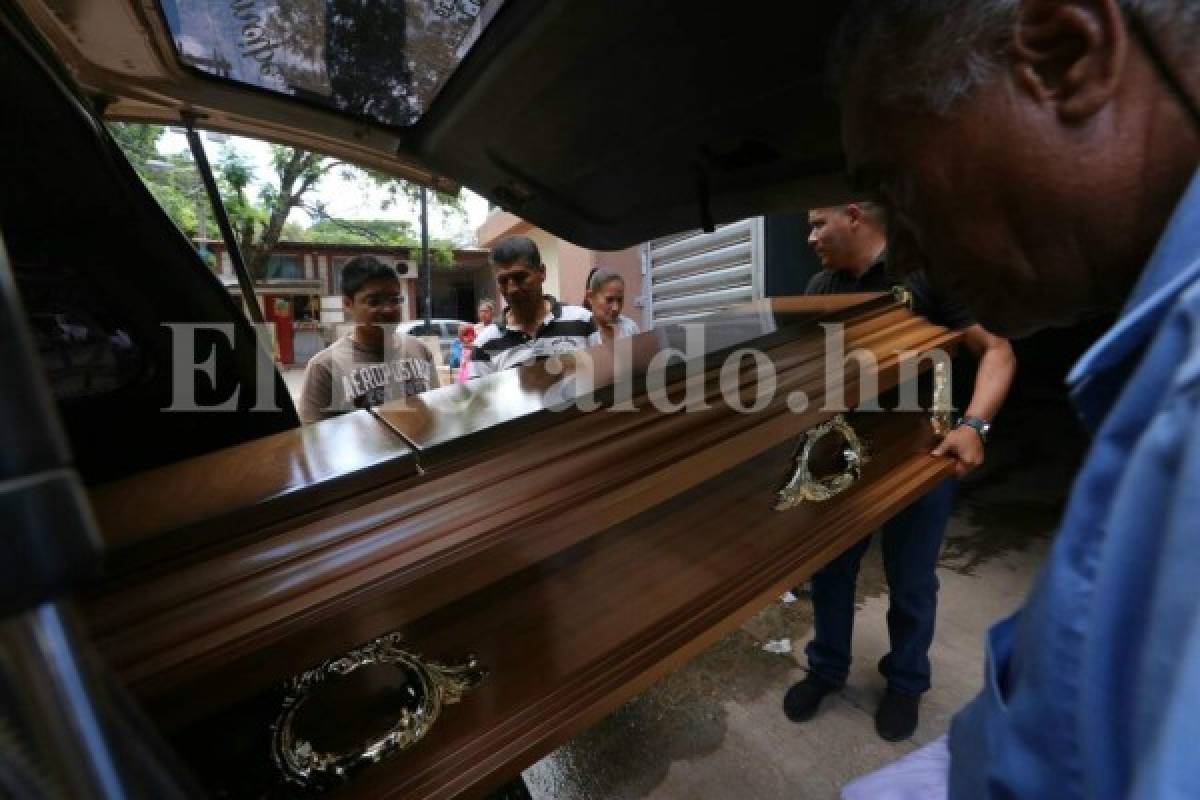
[444,322,460,336]
[107,122,472,415]
[15,261,149,402]
[158,0,502,127]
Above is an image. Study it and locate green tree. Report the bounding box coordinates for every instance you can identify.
[108,123,467,274]
[219,145,467,276]
[214,146,263,251]
[366,169,466,227]
[108,122,160,171]
[108,122,216,240]
[301,217,417,245]
[298,217,457,267]
[222,145,337,279]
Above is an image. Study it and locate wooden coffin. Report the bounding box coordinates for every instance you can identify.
[84,294,959,799]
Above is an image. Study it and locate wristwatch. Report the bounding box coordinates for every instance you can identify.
[957,415,991,443]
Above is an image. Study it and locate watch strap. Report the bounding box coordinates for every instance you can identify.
[958,415,990,442]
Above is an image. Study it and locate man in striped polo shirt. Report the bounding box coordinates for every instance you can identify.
[469,235,596,378]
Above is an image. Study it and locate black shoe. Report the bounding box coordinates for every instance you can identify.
[875,690,920,741]
[783,672,842,723]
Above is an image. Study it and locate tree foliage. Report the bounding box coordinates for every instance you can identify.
[302,217,417,244]
[232,145,336,278]
[107,122,467,277]
[366,169,466,227]
[108,123,218,240]
[297,217,456,267]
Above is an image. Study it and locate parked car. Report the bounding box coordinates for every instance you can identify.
[397,318,471,364]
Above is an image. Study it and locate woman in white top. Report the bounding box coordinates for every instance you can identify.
[584,268,640,345]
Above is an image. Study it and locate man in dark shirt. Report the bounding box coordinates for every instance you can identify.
[784,202,1015,740]
[805,208,976,332]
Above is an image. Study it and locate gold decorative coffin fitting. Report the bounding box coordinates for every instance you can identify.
[272,633,484,788]
[776,414,870,509]
[84,295,959,799]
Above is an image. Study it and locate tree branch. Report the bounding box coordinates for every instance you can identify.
[298,204,394,244]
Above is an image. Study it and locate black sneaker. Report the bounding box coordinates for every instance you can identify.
[783,672,843,723]
[875,689,920,741]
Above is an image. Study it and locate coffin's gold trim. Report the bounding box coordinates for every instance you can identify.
[930,361,954,437]
[271,633,486,787]
[776,415,868,508]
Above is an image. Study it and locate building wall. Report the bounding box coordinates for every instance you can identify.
[201,240,490,327]
[588,246,642,315]
[475,210,530,249]
[526,230,562,299]
[556,240,592,307]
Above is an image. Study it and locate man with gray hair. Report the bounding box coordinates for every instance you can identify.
[832,0,1197,797]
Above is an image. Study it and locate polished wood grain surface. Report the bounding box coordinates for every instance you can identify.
[81,297,959,732]
[170,411,950,799]
[379,417,951,800]
[371,294,896,461]
[86,296,892,558]
[89,409,416,558]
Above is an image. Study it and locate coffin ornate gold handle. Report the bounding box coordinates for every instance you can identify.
[891,284,914,310]
[929,360,954,437]
[776,414,869,509]
[271,632,486,788]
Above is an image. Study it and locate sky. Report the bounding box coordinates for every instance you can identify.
[158,129,490,245]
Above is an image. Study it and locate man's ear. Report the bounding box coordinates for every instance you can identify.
[1013,0,1127,122]
[343,295,354,312]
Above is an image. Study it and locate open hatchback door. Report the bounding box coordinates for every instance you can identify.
[11,0,851,248]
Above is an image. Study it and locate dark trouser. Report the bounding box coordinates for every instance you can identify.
[804,479,957,696]
[487,776,533,799]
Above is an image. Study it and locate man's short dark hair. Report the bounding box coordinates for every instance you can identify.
[490,235,542,269]
[341,255,399,298]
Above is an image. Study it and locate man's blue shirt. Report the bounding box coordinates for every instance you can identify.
[949,168,1200,799]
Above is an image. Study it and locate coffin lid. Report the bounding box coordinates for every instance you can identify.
[12,0,854,249]
[88,294,899,561]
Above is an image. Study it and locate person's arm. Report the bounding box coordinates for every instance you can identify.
[467,344,493,379]
[932,323,1016,477]
[296,354,333,424]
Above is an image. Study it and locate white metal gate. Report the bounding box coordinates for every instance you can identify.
[642,218,764,328]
